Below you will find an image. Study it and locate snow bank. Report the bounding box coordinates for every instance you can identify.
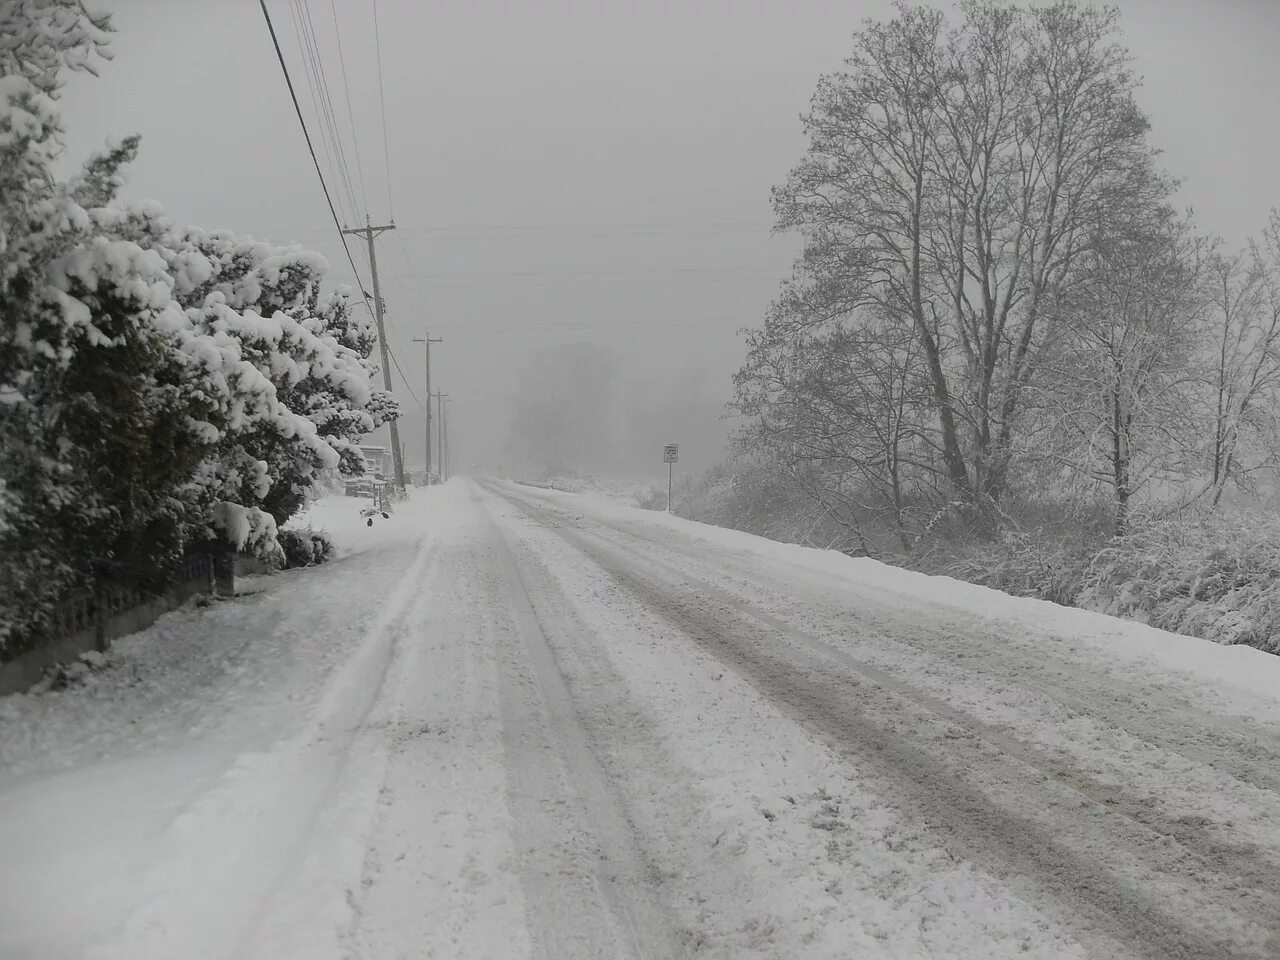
[526,485,1280,710]
[0,486,450,959]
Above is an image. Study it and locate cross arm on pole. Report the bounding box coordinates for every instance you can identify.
[340,222,397,240]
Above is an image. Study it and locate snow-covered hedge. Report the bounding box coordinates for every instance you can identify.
[942,529,1092,608]
[1079,514,1280,655]
[681,453,1280,656]
[277,528,336,569]
[0,3,396,655]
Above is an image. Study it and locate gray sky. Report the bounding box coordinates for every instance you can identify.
[59,0,1280,477]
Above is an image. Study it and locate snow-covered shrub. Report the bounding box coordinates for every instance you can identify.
[1079,512,1280,654]
[0,5,395,656]
[277,528,335,569]
[673,456,866,552]
[106,212,401,530]
[634,486,667,510]
[942,529,1092,607]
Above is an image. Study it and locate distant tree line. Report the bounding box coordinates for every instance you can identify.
[733,0,1280,553]
[0,2,396,655]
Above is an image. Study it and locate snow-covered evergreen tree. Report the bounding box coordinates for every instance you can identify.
[0,2,396,653]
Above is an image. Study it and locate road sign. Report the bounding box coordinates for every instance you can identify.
[664,443,678,513]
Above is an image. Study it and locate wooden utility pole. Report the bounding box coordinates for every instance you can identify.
[342,218,405,489]
[431,391,449,481]
[442,402,451,480]
[412,334,442,481]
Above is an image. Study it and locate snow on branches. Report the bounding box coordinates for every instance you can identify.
[0,2,394,651]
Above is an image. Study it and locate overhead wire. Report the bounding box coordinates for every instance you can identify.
[390,219,775,233]
[391,231,432,316]
[425,315,747,332]
[293,0,365,218]
[304,0,364,215]
[258,0,368,295]
[289,0,349,216]
[236,219,778,239]
[400,266,785,279]
[371,0,394,220]
[396,276,785,290]
[268,0,421,428]
[386,345,425,409]
[286,0,350,226]
[326,0,372,221]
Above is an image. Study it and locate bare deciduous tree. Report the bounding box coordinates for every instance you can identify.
[734,304,935,553]
[1200,214,1280,505]
[766,0,1167,513]
[1035,211,1203,533]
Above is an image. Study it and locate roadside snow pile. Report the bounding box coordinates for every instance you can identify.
[1080,512,1280,655]
[520,474,658,503]
[285,490,431,561]
[528,484,1280,702]
[277,528,335,568]
[0,490,434,777]
[942,528,1095,608]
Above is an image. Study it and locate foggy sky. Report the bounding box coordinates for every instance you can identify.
[57,0,1280,478]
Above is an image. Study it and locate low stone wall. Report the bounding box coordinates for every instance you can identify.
[0,553,216,697]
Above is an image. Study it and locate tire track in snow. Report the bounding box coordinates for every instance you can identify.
[343,515,535,960]
[496,482,1280,804]
[565,531,1278,959]
[89,529,441,960]
[567,516,1280,891]
[482,498,687,960]
[485,482,1280,960]
[606,506,1280,789]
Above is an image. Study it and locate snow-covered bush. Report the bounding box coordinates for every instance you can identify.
[1079,513,1280,654]
[0,4,394,655]
[277,528,335,569]
[941,529,1093,608]
[634,485,667,510]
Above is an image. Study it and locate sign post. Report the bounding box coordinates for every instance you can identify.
[663,443,679,512]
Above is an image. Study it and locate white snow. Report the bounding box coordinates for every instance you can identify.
[3,480,1280,959]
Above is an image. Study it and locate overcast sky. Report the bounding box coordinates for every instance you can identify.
[58,0,1280,477]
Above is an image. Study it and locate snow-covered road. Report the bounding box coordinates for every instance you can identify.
[4,479,1280,959]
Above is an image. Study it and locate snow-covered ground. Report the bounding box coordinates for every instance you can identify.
[4,480,1280,959]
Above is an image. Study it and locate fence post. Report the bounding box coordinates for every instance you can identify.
[92,584,107,653]
[212,549,235,597]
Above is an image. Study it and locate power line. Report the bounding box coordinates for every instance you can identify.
[289,0,349,216]
[286,0,349,225]
[396,275,785,290]
[386,344,425,409]
[293,0,364,218]
[388,219,775,232]
[300,0,362,213]
[424,315,748,333]
[399,266,785,279]
[371,0,394,220]
[258,0,368,295]
[391,231,432,317]
[327,0,371,219]
[236,219,780,240]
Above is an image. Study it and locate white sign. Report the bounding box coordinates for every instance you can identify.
[664,443,678,463]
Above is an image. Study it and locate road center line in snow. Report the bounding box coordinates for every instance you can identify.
[482,497,685,960]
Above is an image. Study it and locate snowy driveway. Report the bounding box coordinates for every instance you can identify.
[4,480,1280,959]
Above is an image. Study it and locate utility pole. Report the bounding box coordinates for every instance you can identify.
[342,217,405,489]
[431,391,449,482]
[442,402,451,480]
[412,334,442,481]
